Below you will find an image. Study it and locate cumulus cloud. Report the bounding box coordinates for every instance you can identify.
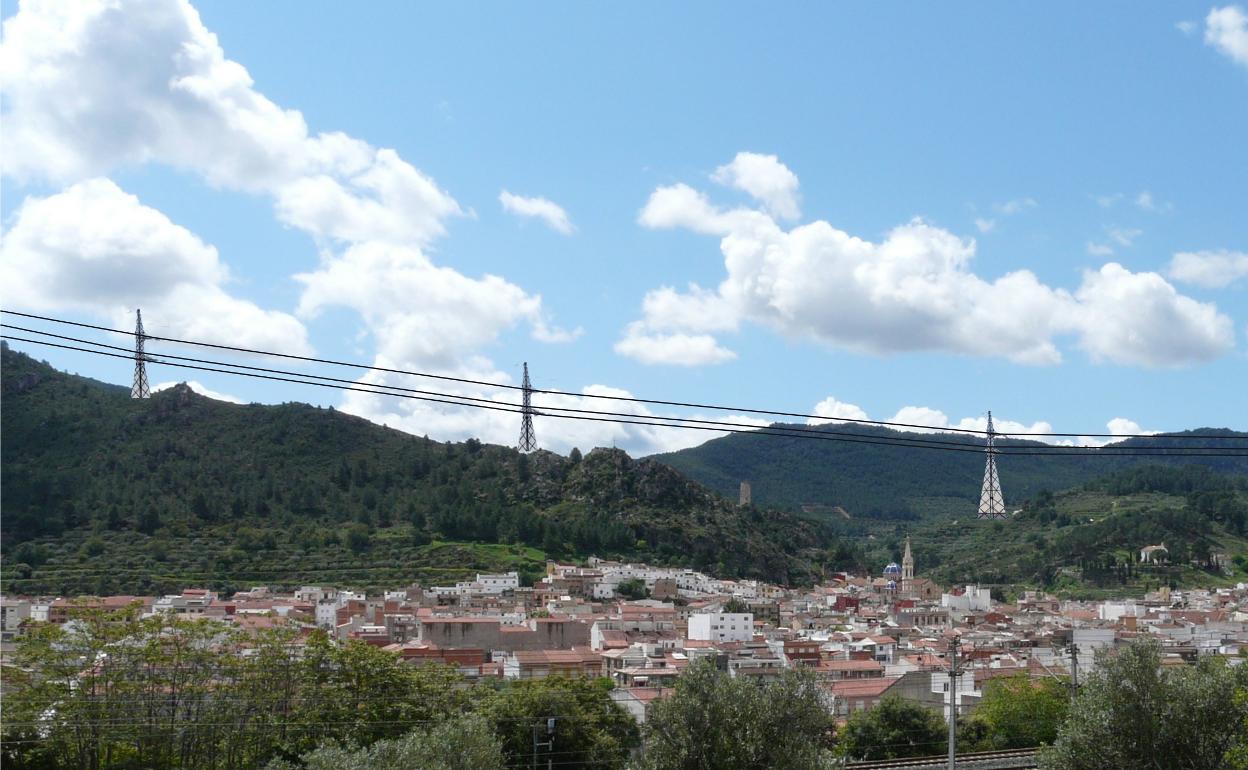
[1073,263,1235,366]
[1206,5,1248,67]
[624,154,1233,369]
[807,396,870,425]
[0,179,311,352]
[499,190,575,235]
[614,324,738,366]
[0,0,460,247]
[885,406,1054,437]
[1167,250,1248,288]
[1065,417,1159,447]
[338,376,767,457]
[711,152,801,220]
[0,0,588,450]
[805,397,1164,450]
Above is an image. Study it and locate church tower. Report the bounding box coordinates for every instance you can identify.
[901,536,914,594]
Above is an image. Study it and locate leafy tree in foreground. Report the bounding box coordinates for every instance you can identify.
[837,693,947,761]
[1039,637,1248,770]
[959,674,1068,750]
[1227,687,1248,770]
[474,676,638,770]
[638,659,836,770]
[265,713,503,770]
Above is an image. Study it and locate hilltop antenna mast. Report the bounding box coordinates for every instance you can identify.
[518,362,537,453]
[131,309,150,399]
[976,410,1005,519]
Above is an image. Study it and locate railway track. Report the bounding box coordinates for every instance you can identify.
[845,747,1038,770]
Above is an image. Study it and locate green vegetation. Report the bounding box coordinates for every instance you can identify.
[656,420,1248,518]
[615,577,649,600]
[1,607,638,770]
[959,675,1069,751]
[905,465,1248,591]
[637,659,836,770]
[836,693,947,761]
[1,344,847,592]
[265,714,504,770]
[1039,637,1248,770]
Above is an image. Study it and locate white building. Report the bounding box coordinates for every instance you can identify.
[476,572,520,594]
[315,599,341,629]
[942,585,992,613]
[688,612,753,643]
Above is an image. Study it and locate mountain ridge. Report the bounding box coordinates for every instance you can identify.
[0,344,842,594]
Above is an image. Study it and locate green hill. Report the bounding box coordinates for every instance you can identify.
[653,421,1248,521]
[0,344,838,595]
[903,464,1248,597]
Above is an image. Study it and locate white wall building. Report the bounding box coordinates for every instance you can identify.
[688,612,753,643]
[476,572,520,594]
[941,586,992,613]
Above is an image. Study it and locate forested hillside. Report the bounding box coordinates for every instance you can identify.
[859,465,1248,595]
[654,419,1248,520]
[0,344,844,594]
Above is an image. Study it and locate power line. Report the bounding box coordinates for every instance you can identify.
[6,332,1246,458]
[3,309,1240,441]
[9,322,1198,454]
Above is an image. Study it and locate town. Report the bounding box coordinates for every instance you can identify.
[6,540,1246,728]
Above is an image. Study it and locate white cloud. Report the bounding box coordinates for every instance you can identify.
[0,0,581,443]
[1206,5,1248,67]
[1134,191,1169,212]
[1094,193,1124,208]
[294,242,573,370]
[885,406,1054,437]
[0,0,461,247]
[807,396,869,425]
[614,323,737,366]
[711,152,801,220]
[0,179,311,352]
[336,376,766,457]
[1177,20,1198,35]
[499,190,575,235]
[1107,417,1154,436]
[153,380,245,403]
[1167,250,1248,288]
[1072,262,1235,366]
[974,218,997,233]
[628,154,1234,369]
[1086,226,1141,258]
[1067,417,1158,447]
[1107,226,1142,247]
[994,198,1037,215]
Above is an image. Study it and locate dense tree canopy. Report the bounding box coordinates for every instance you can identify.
[1,345,836,594]
[0,610,637,770]
[637,659,836,770]
[1039,637,1248,770]
[836,693,947,761]
[960,674,1068,750]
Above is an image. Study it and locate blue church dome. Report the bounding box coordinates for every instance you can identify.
[883,562,902,577]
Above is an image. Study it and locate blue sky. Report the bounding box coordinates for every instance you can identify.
[1,1,1245,454]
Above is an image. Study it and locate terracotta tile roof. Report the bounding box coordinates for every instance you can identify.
[829,676,900,698]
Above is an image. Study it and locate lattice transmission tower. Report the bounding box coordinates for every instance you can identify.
[518,362,537,453]
[976,410,1006,519]
[131,309,150,399]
